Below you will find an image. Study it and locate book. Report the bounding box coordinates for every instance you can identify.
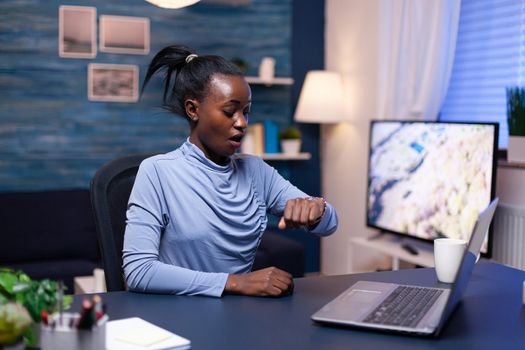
[252,123,265,155]
[242,123,264,155]
[240,131,255,155]
[263,120,279,154]
[106,317,191,350]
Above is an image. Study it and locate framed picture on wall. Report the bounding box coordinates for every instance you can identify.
[88,63,139,103]
[58,5,97,58]
[100,15,150,55]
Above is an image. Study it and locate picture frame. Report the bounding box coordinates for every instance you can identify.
[58,5,97,58]
[100,15,150,55]
[88,63,139,103]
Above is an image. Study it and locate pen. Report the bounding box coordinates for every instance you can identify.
[69,316,76,329]
[77,298,95,330]
[41,310,48,326]
[93,295,103,320]
[57,280,64,326]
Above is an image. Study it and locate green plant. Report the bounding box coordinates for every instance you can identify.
[507,87,525,136]
[279,126,302,140]
[0,268,72,323]
[231,57,249,73]
[0,268,72,347]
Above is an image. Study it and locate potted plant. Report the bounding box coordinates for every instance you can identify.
[231,57,249,73]
[279,126,302,155]
[506,87,525,162]
[0,268,72,348]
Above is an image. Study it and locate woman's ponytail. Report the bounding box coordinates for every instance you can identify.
[141,44,243,119]
[141,45,193,111]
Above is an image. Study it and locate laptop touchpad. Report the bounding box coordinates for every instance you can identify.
[319,289,382,319]
[343,290,381,303]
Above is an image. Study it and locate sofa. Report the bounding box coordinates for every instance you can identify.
[0,189,304,293]
[0,189,100,292]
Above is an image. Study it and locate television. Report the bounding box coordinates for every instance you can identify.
[366,120,498,257]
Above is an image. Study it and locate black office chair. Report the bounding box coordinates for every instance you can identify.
[90,153,155,291]
[90,153,305,292]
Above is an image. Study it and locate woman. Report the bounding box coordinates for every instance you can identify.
[123,45,338,297]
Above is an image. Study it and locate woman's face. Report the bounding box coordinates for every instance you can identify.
[188,74,251,165]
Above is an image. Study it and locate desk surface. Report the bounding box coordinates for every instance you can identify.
[75,262,525,350]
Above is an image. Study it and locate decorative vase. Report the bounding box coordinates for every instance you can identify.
[508,136,525,163]
[280,139,301,155]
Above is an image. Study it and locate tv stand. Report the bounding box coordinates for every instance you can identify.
[349,232,434,271]
[401,243,419,255]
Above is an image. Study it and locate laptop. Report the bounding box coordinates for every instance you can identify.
[311,198,499,337]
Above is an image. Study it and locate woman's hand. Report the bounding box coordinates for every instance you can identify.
[278,197,325,230]
[224,267,294,297]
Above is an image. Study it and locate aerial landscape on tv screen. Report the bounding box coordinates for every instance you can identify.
[367,122,494,247]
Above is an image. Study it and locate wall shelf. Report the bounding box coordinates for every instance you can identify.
[262,152,311,160]
[245,76,294,86]
[498,159,525,169]
[241,152,311,160]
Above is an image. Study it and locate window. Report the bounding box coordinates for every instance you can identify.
[439,0,524,148]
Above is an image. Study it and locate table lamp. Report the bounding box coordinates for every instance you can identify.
[145,0,201,9]
[293,70,345,123]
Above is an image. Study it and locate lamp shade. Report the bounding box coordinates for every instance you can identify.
[145,0,201,9]
[293,70,345,123]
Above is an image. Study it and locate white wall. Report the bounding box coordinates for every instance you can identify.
[322,0,390,275]
[321,0,525,275]
[496,167,525,207]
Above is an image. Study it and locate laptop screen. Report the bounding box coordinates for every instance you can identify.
[434,198,499,336]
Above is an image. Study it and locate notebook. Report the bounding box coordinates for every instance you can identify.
[311,198,499,337]
[106,317,191,350]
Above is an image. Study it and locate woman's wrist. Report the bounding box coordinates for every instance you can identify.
[225,274,242,294]
[307,196,327,226]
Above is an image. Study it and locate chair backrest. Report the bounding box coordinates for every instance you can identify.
[90,153,156,291]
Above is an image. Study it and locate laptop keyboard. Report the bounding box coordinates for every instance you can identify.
[363,285,443,328]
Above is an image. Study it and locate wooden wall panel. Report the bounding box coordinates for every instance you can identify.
[0,0,291,190]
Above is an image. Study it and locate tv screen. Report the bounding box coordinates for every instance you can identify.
[366,120,498,256]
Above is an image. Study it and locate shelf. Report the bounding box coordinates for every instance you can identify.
[350,234,434,270]
[498,159,525,169]
[261,152,311,160]
[245,76,294,86]
[240,152,311,160]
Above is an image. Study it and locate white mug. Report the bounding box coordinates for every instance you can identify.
[433,238,467,283]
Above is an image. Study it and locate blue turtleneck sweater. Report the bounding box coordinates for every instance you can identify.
[123,140,338,297]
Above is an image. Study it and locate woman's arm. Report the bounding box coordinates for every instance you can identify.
[122,159,228,297]
[224,267,293,297]
[260,159,338,235]
[125,202,293,297]
[123,205,228,297]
